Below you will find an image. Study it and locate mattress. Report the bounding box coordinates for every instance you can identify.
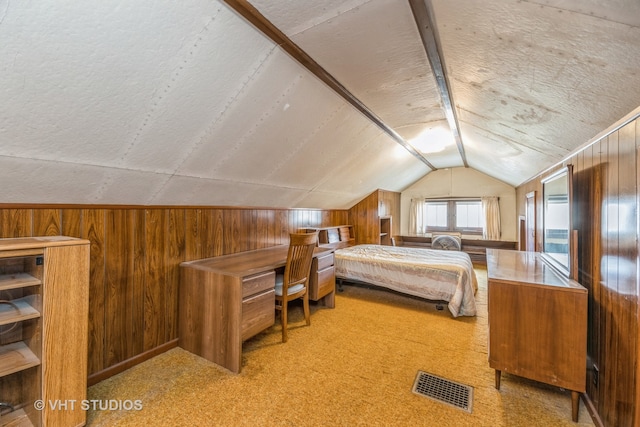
[334,244,478,317]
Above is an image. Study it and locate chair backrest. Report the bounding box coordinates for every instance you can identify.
[284,232,318,287]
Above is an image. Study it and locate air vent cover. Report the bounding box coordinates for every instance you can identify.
[412,370,473,413]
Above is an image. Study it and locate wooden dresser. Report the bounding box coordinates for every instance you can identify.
[486,249,587,422]
[179,245,335,373]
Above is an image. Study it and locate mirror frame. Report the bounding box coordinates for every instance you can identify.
[540,164,573,277]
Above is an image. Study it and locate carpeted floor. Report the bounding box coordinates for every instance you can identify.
[86,267,595,426]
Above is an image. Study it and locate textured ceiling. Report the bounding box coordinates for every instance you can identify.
[1,0,639,208]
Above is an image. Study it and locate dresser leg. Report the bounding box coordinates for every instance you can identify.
[571,391,580,422]
[495,370,501,390]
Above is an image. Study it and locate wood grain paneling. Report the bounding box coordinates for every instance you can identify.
[516,116,639,427]
[348,189,401,245]
[0,209,31,237]
[144,209,166,352]
[0,205,348,381]
[131,209,146,357]
[33,209,60,236]
[83,209,105,375]
[104,210,134,366]
[165,209,185,342]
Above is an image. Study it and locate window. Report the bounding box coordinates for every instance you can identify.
[424,199,483,234]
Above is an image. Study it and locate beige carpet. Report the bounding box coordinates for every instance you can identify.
[87,267,594,426]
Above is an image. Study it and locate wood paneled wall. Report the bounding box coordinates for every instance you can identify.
[0,206,348,379]
[515,116,639,426]
[348,189,401,244]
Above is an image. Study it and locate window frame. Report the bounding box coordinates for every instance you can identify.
[424,198,483,235]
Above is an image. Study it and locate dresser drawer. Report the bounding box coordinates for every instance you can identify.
[316,252,334,271]
[242,271,275,298]
[241,289,275,341]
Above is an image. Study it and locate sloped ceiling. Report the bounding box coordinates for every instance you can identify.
[1,0,639,209]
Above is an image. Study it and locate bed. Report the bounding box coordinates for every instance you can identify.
[334,244,478,317]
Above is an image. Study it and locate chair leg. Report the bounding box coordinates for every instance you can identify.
[303,293,310,326]
[281,301,288,343]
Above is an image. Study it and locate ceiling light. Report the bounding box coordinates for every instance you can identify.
[409,126,454,154]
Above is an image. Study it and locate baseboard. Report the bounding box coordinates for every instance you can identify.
[582,393,604,427]
[87,339,179,386]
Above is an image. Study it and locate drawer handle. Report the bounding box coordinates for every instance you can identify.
[243,289,274,303]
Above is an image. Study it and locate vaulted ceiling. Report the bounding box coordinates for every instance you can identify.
[1,0,639,209]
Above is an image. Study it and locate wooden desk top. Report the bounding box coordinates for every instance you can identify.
[0,236,90,250]
[486,249,585,291]
[180,245,333,277]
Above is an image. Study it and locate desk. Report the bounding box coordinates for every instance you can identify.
[178,245,335,373]
[486,249,587,422]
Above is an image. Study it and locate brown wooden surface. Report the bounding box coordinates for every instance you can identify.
[486,249,585,290]
[299,225,354,248]
[0,238,89,427]
[179,267,245,373]
[379,216,392,245]
[181,245,334,304]
[0,342,40,377]
[179,241,336,371]
[515,115,639,426]
[309,252,335,306]
[104,210,133,368]
[487,249,588,420]
[525,191,536,252]
[0,207,348,381]
[349,189,401,245]
[42,243,89,427]
[241,289,275,341]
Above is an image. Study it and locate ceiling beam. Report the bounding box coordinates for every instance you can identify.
[409,0,469,167]
[223,0,437,171]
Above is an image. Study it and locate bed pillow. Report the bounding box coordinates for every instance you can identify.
[431,234,462,251]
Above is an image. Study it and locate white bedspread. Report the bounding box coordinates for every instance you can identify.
[334,244,478,317]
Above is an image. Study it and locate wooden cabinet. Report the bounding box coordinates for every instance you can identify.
[486,249,587,422]
[348,189,400,245]
[0,237,89,427]
[179,264,275,374]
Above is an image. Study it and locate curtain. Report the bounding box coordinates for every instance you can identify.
[482,196,501,240]
[409,198,426,235]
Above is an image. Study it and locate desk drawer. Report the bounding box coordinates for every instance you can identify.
[242,271,275,298]
[316,252,334,271]
[311,266,335,300]
[242,289,275,341]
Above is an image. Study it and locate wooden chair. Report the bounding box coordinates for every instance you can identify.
[275,232,317,343]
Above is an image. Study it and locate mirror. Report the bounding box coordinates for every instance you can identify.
[541,165,573,276]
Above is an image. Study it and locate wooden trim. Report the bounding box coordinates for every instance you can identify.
[408,0,468,167]
[636,135,640,427]
[582,393,604,427]
[518,215,526,251]
[87,339,178,386]
[222,0,436,171]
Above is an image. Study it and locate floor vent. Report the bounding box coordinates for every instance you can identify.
[412,370,473,413]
